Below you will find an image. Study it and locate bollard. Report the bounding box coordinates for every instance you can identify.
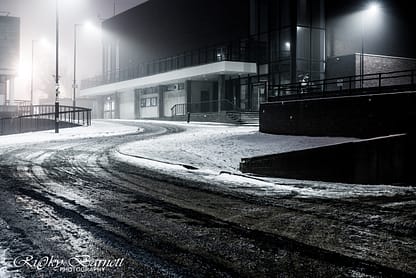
[187,112,190,123]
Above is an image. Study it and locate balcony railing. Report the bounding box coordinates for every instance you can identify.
[81,37,264,90]
[269,69,416,102]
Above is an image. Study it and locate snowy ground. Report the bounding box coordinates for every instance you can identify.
[0,120,415,276]
[114,120,416,199]
[116,120,352,171]
[0,119,414,199]
[0,120,139,147]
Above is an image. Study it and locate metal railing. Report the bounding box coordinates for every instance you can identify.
[269,69,416,101]
[4,100,32,106]
[81,36,263,90]
[171,99,239,117]
[171,103,187,116]
[0,105,91,136]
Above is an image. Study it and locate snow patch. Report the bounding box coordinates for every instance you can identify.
[114,121,416,199]
[0,120,139,147]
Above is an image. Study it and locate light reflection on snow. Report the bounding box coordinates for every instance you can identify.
[114,150,416,199]
[0,248,13,278]
[113,121,415,199]
[0,120,139,148]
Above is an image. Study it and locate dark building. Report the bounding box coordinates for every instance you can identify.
[80,0,414,121]
[0,15,20,106]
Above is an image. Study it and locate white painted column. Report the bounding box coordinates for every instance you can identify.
[0,76,7,105]
[8,77,15,105]
[218,75,225,113]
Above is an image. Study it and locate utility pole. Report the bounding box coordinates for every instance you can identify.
[73,24,79,119]
[30,40,35,107]
[55,0,60,133]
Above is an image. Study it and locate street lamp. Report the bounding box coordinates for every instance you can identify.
[55,0,60,133]
[30,40,36,107]
[73,24,81,115]
[361,2,381,88]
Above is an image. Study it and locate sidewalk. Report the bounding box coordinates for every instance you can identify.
[115,121,415,198]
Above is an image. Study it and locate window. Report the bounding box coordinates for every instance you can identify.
[140,97,158,108]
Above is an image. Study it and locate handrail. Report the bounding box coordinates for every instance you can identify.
[269,69,416,101]
[171,103,187,117]
[0,105,92,135]
[171,99,241,117]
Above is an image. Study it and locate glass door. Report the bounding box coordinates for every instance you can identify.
[251,83,267,111]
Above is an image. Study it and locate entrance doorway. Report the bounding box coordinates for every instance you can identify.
[104,97,115,119]
[251,83,267,111]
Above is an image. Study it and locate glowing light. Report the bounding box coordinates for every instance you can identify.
[39,37,52,49]
[81,20,100,35]
[17,62,31,80]
[285,42,291,50]
[84,20,94,30]
[367,3,380,16]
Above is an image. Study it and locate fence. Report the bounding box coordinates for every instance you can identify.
[0,105,91,136]
[81,36,263,90]
[171,99,238,117]
[269,69,416,102]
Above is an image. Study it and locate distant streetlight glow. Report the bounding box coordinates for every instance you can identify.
[360,2,382,88]
[367,3,380,16]
[39,37,51,48]
[84,21,94,31]
[30,38,50,106]
[17,62,31,80]
[73,21,98,112]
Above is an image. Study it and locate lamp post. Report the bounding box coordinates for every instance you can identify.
[361,2,380,88]
[73,24,81,116]
[30,40,36,107]
[54,0,60,133]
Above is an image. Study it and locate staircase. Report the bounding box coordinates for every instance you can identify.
[226,111,259,125]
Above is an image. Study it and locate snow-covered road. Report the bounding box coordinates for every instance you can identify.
[0,120,415,277]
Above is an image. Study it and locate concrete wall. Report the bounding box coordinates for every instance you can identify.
[326,54,416,90]
[240,133,416,185]
[0,77,6,105]
[0,16,20,73]
[119,90,135,119]
[171,111,236,124]
[260,91,416,138]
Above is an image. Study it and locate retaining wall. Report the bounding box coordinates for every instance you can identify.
[240,133,416,185]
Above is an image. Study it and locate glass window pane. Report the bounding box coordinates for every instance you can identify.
[311,29,325,61]
[280,0,291,27]
[297,0,310,26]
[280,28,291,58]
[296,27,310,60]
[311,0,325,28]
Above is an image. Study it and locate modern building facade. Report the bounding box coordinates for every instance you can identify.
[80,0,326,120]
[0,15,20,106]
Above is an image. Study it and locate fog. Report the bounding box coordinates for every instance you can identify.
[0,0,147,103]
